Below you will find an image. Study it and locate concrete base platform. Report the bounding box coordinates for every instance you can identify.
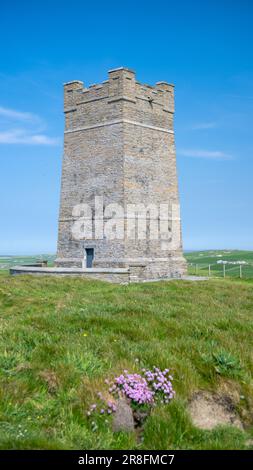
[10,266,130,284]
[9,266,208,284]
[142,275,209,283]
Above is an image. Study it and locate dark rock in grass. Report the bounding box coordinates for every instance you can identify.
[112,398,135,432]
[133,408,150,428]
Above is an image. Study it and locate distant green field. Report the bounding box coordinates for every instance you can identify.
[0,254,55,271]
[1,250,253,278]
[185,250,253,279]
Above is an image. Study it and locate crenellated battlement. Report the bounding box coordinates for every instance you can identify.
[64,68,175,132]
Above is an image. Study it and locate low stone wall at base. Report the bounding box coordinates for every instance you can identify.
[10,266,130,284]
[9,266,205,284]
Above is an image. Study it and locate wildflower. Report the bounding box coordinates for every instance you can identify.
[89,366,174,423]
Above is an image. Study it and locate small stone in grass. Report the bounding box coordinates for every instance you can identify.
[112,398,134,432]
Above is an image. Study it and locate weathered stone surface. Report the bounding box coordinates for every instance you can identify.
[10,266,130,283]
[56,67,187,281]
[188,392,243,430]
[112,398,135,433]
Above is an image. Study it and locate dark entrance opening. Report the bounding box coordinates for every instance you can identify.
[85,248,94,268]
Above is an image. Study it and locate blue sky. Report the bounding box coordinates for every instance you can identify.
[0,0,252,254]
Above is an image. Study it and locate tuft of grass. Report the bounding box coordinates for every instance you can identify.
[211,351,242,377]
[0,273,252,449]
[200,349,243,380]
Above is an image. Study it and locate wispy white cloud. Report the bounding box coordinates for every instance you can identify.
[178,148,233,160]
[0,106,41,123]
[191,121,218,130]
[0,105,60,146]
[0,129,60,146]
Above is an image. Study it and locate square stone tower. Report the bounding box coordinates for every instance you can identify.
[55,67,187,280]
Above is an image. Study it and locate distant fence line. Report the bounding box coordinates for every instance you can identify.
[188,262,253,279]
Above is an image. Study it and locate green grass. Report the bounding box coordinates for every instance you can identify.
[0,273,253,449]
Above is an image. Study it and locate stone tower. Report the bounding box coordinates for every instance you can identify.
[56,67,186,281]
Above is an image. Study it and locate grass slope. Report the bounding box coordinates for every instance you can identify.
[0,255,55,271]
[0,274,253,449]
[185,250,253,278]
[185,250,253,264]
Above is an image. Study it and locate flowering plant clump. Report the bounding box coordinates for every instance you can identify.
[109,371,154,405]
[143,367,175,404]
[86,366,175,418]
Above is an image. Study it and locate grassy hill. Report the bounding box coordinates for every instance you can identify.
[185,250,253,264]
[0,254,55,271]
[0,273,253,449]
[185,250,253,278]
